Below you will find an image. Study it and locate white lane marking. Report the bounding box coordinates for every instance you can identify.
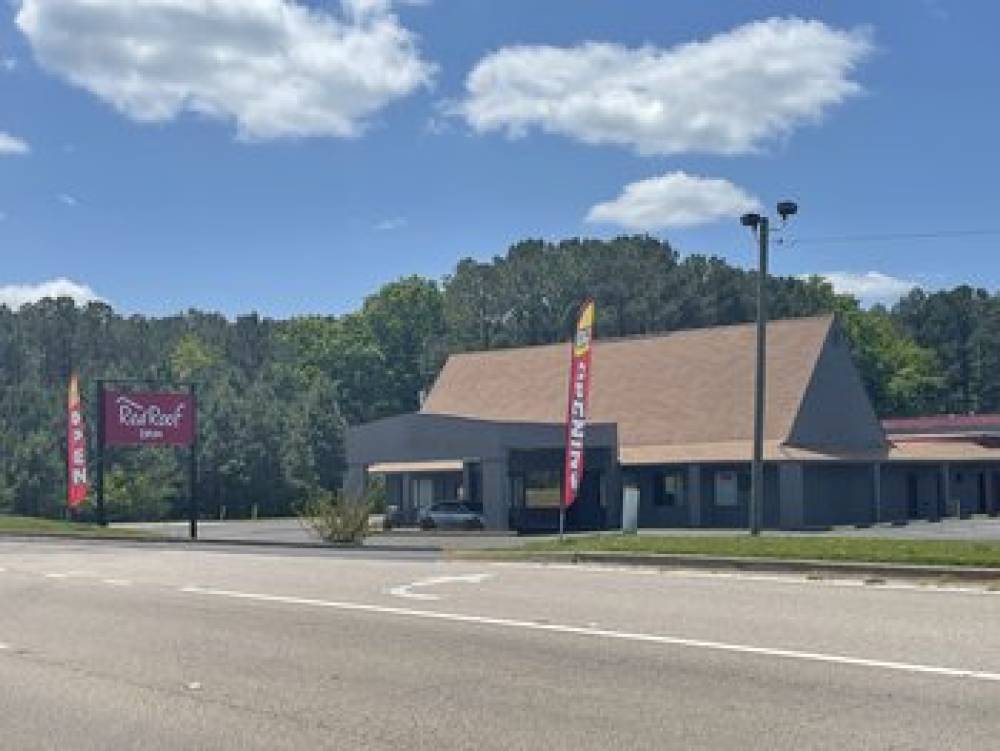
[43,570,92,580]
[181,585,1000,684]
[0,642,8,650]
[102,579,132,587]
[490,562,1000,595]
[387,574,493,601]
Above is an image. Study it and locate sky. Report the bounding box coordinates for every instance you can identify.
[1,0,998,317]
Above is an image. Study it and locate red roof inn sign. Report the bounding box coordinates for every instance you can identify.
[103,390,196,447]
[95,382,199,538]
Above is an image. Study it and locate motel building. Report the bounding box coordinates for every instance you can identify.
[345,315,1000,532]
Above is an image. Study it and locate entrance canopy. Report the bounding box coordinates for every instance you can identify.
[367,459,464,474]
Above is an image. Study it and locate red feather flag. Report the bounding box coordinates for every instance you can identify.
[562,300,595,509]
[67,373,89,509]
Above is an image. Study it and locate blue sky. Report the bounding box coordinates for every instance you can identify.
[1,0,998,317]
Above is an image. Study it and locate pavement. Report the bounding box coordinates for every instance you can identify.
[116,515,1000,548]
[2,538,1000,749]
[116,518,535,549]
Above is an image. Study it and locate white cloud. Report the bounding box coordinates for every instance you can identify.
[0,131,30,155]
[0,278,104,309]
[1,57,16,72]
[57,193,78,206]
[374,216,407,231]
[456,18,872,156]
[586,172,761,231]
[16,0,435,140]
[818,271,919,305]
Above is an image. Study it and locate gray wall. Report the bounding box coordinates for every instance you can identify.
[803,464,875,527]
[346,413,617,531]
[348,413,616,467]
[787,321,887,452]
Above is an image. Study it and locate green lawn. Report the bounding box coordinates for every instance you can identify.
[0,515,158,539]
[511,534,1000,568]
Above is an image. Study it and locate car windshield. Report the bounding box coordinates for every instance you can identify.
[432,503,462,513]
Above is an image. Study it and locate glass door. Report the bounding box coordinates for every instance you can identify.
[411,477,435,516]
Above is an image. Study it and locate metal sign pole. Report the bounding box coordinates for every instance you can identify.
[95,379,107,527]
[189,382,199,541]
[559,496,565,542]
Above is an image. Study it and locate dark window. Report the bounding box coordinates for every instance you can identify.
[655,471,685,507]
[524,469,562,508]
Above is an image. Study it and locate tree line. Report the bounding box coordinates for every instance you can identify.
[0,235,994,521]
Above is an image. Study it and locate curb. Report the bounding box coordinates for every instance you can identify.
[474,551,1000,582]
[0,532,443,554]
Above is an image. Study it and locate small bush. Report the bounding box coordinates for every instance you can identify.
[298,489,372,545]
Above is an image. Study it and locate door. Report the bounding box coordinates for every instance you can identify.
[906,472,919,518]
[411,477,434,518]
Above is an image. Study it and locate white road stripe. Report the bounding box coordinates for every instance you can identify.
[387,574,492,601]
[102,579,132,587]
[180,585,1000,684]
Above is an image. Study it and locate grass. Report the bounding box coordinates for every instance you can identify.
[498,534,1000,568]
[0,515,160,539]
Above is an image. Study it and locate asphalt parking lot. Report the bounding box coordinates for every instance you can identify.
[116,515,1000,548]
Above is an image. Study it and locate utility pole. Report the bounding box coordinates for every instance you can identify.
[741,201,797,537]
[751,216,768,536]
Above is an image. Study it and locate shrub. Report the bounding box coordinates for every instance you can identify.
[297,489,372,545]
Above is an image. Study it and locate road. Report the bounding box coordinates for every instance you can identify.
[118,515,1000,545]
[2,539,999,750]
[116,518,531,548]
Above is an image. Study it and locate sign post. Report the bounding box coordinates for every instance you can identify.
[95,379,106,527]
[561,299,595,541]
[95,380,198,537]
[188,383,199,540]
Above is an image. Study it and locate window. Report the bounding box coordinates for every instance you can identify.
[524,469,562,508]
[715,471,738,507]
[655,472,685,507]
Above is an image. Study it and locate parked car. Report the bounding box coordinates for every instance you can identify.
[419,502,485,531]
[382,504,404,531]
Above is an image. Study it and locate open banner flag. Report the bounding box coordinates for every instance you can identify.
[67,373,88,508]
[563,299,595,508]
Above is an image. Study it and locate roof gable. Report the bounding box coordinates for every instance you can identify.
[786,319,887,451]
[422,315,835,449]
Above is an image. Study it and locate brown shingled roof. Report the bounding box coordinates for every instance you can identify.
[422,315,834,450]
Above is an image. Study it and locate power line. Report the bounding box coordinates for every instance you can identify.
[785,228,1000,246]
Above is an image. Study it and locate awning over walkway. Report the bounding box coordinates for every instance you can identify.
[620,439,1000,465]
[889,440,1000,462]
[619,441,888,465]
[366,459,464,474]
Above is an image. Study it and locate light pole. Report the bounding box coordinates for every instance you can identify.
[740,201,798,536]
